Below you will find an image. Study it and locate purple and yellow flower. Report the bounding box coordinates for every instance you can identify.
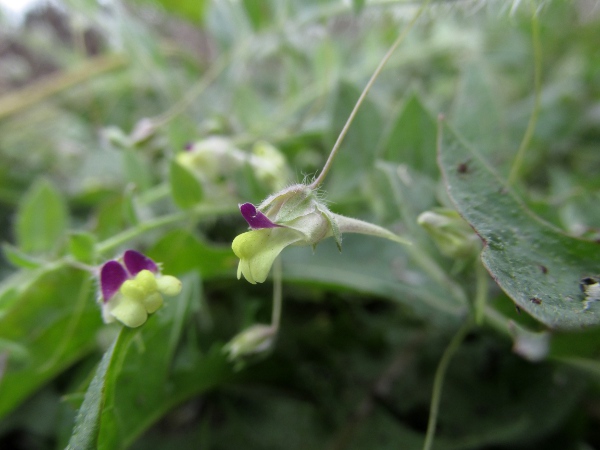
[99,250,182,327]
[232,184,410,284]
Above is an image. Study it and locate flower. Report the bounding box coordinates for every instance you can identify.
[232,184,410,284]
[98,250,182,327]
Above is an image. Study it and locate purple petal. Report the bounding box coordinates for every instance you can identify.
[100,260,128,302]
[123,250,158,275]
[240,203,281,229]
[184,142,194,151]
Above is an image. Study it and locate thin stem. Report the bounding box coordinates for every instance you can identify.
[271,257,283,330]
[507,0,542,186]
[96,203,238,254]
[423,320,472,450]
[474,262,488,326]
[309,1,430,190]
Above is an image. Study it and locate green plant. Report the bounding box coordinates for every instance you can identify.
[1,1,600,449]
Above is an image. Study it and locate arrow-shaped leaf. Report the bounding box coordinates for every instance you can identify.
[439,122,600,330]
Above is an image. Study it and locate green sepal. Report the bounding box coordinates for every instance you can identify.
[317,204,342,251]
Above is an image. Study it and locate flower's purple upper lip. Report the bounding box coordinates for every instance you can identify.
[124,250,158,275]
[240,203,282,229]
[100,260,128,302]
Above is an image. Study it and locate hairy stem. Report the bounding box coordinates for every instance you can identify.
[271,257,283,330]
[96,203,238,254]
[507,0,542,186]
[309,2,430,189]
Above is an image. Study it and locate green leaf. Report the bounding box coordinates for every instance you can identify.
[15,179,69,254]
[154,0,206,24]
[68,232,97,264]
[241,0,273,31]
[122,150,152,192]
[438,122,600,330]
[282,236,465,322]
[66,332,126,450]
[0,267,102,419]
[351,0,366,14]
[2,243,43,269]
[148,229,236,279]
[450,62,509,157]
[169,160,204,210]
[379,92,438,176]
[92,274,232,448]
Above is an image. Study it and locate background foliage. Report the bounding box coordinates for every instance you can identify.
[1,0,600,449]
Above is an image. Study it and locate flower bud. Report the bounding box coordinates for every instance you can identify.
[417,208,480,260]
[223,324,276,361]
[156,275,182,296]
[251,141,291,191]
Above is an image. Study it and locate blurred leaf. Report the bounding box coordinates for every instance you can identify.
[67,333,125,450]
[450,62,509,158]
[121,187,139,226]
[122,150,152,192]
[68,232,98,264]
[152,0,207,24]
[169,160,204,210]
[282,235,465,322]
[352,0,366,14]
[328,81,382,197]
[241,0,273,31]
[148,229,236,279]
[379,92,438,176]
[94,195,130,240]
[348,336,585,450]
[1,244,43,269]
[0,267,101,418]
[15,179,68,254]
[439,122,600,330]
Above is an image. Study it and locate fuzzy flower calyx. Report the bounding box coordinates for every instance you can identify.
[232,184,409,284]
[98,250,182,327]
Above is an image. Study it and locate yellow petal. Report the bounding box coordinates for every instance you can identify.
[110,297,148,328]
[232,228,302,284]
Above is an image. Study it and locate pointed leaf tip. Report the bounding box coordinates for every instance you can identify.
[123,250,158,275]
[100,261,128,302]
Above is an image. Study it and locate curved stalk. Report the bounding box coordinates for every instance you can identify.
[423,320,472,450]
[507,0,542,186]
[309,1,430,189]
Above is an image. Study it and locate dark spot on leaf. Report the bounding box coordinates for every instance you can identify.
[457,160,470,174]
[580,276,600,292]
[530,297,542,305]
[539,265,548,274]
[515,305,521,314]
